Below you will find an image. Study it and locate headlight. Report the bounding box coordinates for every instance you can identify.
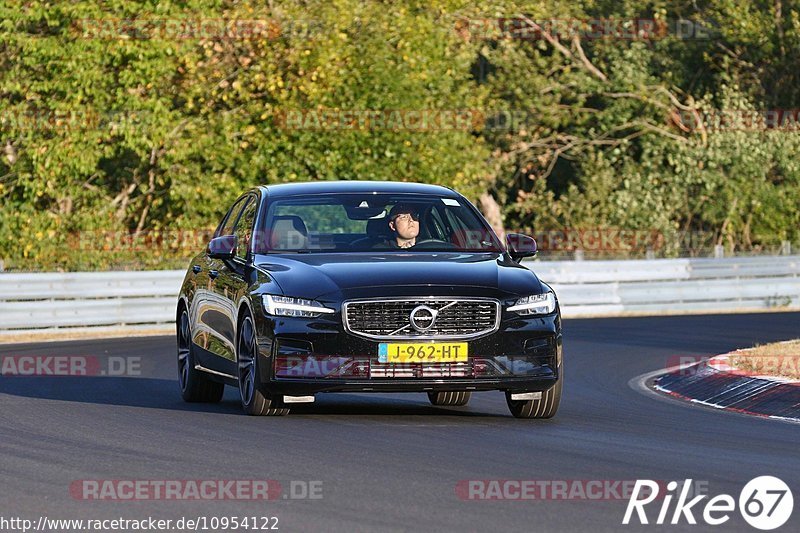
[507,292,556,315]
[263,295,335,318]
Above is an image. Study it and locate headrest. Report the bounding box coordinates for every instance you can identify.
[366,216,393,238]
[270,215,308,250]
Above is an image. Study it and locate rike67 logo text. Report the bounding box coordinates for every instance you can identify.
[624,477,793,530]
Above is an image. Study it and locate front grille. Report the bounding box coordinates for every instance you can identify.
[343,298,500,340]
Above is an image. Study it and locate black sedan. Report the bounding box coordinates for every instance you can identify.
[177,181,563,418]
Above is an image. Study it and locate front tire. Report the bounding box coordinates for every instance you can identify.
[177,308,224,403]
[237,314,289,416]
[505,369,563,419]
[428,391,471,406]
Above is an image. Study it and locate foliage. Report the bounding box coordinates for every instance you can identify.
[1,0,798,270]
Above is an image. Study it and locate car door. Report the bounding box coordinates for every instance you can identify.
[193,195,248,361]
[206,193,259,367]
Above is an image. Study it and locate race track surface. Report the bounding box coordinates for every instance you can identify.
[1,313,798,532]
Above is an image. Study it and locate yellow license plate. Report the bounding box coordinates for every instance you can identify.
[378,342,468,363]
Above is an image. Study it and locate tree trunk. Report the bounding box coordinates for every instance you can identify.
[479,192,505,240]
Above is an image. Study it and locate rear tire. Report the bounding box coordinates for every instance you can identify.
[428,391,471,406]
[177,308,224,403]
[237,314,289,416]
[505,375,562,419]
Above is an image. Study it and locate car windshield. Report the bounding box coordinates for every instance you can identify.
[255,193,503,253]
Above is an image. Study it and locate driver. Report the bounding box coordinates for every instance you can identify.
[381,204,420,249]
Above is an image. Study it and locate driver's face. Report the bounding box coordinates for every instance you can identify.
[390,213,419,240]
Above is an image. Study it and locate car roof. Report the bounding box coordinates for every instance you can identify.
[257,180,460,198]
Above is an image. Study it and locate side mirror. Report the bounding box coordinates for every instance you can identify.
[207,235,237,260]
[506,233,537,262]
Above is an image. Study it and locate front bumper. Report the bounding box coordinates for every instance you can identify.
[255,309,562,396]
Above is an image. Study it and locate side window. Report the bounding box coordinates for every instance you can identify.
[233,196,257,261]
[217,197,247,238]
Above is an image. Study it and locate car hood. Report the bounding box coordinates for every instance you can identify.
[253,252,544,300]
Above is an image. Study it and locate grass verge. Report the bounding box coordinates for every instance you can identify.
[729,340,800,380]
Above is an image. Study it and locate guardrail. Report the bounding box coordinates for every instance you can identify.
[0,271,183,333]
[0,255,798,335]
[533,255,800,317]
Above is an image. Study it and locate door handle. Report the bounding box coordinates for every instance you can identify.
[192,265,202,274]
[209,270,219,280]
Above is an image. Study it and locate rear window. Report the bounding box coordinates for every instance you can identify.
[273,203,366,234]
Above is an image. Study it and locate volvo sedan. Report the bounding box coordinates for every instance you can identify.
[176,181,563,418]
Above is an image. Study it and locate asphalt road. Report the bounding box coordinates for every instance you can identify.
[1,313,798,532]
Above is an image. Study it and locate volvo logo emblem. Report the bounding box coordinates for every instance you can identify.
[409,305,438,332]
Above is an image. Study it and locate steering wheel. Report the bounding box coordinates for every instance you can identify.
[349,236,385,249]
[412,239,458,250]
